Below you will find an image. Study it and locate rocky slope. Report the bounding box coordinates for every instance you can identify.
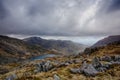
[92,35,120,48]
[1,40,120,80]
[0,35,56,64]
[24,37,86,55]
[84,35,120,55]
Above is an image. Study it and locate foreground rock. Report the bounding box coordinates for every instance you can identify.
[70,55,120,76]
[101,55,120,62]
[34,61,54,73]
[54,74,60,80]
[58,59,80,67]
[70,61,98,76]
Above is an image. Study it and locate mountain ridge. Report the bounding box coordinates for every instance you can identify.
[24,37,87,55]
[84,35,120,55]
[92,35,120,48]
[0,35,57,64]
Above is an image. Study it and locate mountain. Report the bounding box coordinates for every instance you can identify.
[0,35,55,64]
[24,37,86,55]
[1,38,120,80]
[92,35,120,48]
[84,35,120,55]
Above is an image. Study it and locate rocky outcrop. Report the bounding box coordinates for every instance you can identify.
[34,59,81,73]
[70,55,120,76]
[34,61,54,73]
[70,61,98,76]
[57,59,81,68]
[101,55,120,62]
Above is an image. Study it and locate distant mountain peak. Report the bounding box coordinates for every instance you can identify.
[24,37,42,41]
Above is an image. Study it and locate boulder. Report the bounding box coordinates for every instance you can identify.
[70,56,120,76]
[100,55,120,63]
[92,57,102,68]
[34,61,54,73]
[70,68,81,74]
[70,61,98,76]
[114,55,120,62]
[54,74,60,80]
[82,64,98,76]
[81,61,88,70]
[101,56,112,62]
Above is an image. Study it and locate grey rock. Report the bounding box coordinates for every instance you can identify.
[81,61,88,70]
[110,61,120,65]
[70,56,120,76]
[5,74,17,80]
[70,68,82,74]
[54,74,60,80]
[92,57,102,68]
[70,61,98,76]
[101,55,120,63]
[58,62,70,67]
[114,55,120,61]
[34,61,54,73]
[83,64,98,76]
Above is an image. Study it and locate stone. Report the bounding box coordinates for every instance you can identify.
[114,55,120,61]
[81,61,88,70]
[70,61,98,76]
[54,74,60,80]
[101,56,112,62]
[6,74,17,80]
[34,61,54,73]
[92,57,102,68]
[70,55,120,76]
[83,64,98,76]
[70,68,81,74]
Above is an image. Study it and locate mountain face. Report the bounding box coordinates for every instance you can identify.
[24,37,86,55]
[84,35,120,55]
[0,35,52,64]
[92,35,120,48]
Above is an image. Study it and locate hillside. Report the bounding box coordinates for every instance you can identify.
[84,35,120,55]
[0,35,55,64]
[24,37,86,55]
[92,35,120,48]
[0,40,120,80]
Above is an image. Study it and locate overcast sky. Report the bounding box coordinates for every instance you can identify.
[0,0,120,45]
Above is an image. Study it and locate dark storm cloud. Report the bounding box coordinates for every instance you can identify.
[108,0,120,12]
[0,0,7,19]
[0,0,120,36]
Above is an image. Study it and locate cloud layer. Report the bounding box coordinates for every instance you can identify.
[0,0,120,36]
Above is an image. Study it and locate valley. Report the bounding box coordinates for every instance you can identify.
[0,35,120,80]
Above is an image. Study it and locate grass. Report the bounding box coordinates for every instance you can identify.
[0,44,120,80]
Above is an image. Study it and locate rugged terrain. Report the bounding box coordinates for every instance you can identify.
[0,35,58,65]
[0,35,120,80]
